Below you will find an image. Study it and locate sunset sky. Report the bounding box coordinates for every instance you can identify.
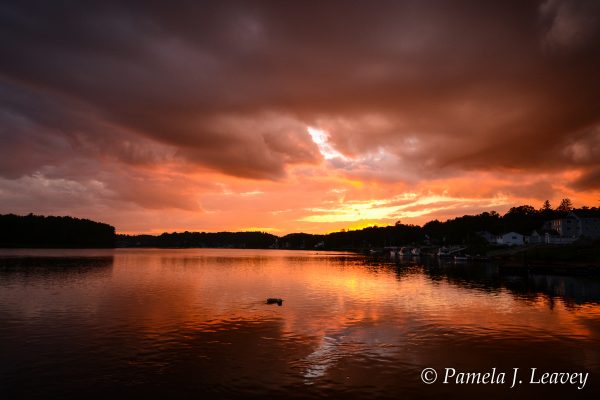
[1,0,599,234]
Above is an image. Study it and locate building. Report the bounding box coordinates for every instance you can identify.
[526,230,542,244]
[497,232,524,246]
[544,233,576,245]
[550,215,579,238]
[549,212,600,240]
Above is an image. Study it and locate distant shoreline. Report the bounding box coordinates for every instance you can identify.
[2,210,599,272]
[2,246,599,277]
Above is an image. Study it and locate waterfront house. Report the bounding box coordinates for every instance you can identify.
[544,232,576,245]
[549,212,600,240]
[497,232,524,246]
[526,230,542,244]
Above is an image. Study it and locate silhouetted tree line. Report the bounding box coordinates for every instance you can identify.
[123,200,595,250]
[278,224,423,250]
[0,213,115,248]
[4,200,597,250]
[117,231,278,248]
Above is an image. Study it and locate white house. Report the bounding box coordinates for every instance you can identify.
[497,232,524,246]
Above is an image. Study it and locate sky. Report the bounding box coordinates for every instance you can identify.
[0,0,599,234]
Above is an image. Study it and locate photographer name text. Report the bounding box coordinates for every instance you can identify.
[422,367,589,389]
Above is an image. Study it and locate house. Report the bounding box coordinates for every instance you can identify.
[497,232,524,246]
[549,212,600,240]
[578,214,600,238]
[550,215,579,238]
[544,232,576,245]
[526,230,542,244]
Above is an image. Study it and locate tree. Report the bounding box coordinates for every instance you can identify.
[541,200,552,211]
[557,198,573,212]
[506,205,537,216]
[502,205,542,234]
[0,213,115,248]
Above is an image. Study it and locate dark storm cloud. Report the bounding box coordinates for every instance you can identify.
[573,167,600,190]
[0,0,599,183]
[0,79,177,173]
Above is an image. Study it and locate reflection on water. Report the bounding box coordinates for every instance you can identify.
[422,258,600,307]
[1,249,599,399]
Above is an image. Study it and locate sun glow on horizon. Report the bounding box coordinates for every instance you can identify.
[298,192,511,224]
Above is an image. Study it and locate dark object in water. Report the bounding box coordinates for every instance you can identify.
[266,298,284,306]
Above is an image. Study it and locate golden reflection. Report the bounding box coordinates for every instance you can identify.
[108,249,600,351]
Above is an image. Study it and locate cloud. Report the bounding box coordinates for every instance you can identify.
[2,1,599,178]
[540,0,600,50]
[0,1,599,232]
[177,113,320,179]
[573,167,600,190]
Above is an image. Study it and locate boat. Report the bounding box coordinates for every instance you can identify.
[454,255,470,262]
[411,248,421,256]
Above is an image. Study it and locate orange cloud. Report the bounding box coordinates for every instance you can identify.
[0,1,599,233]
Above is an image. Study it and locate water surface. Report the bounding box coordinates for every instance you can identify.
[1,249,599,399]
